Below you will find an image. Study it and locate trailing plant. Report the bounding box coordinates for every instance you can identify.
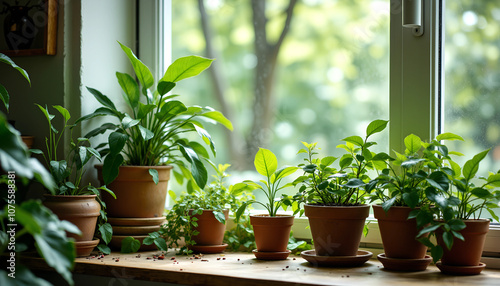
[236,148,298,218]
[141,164,254,255]
[410,135,500,262]
[32,104,115,254]
[367,133,459,212]
[79,42,232,189]
[289,119,389,213]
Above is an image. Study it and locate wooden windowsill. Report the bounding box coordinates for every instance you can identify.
[23,250,500,286]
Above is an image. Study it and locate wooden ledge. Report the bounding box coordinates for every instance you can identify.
[22,251,500,286]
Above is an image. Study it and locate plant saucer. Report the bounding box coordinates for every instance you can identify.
[436,261,486,275]
[252,249,291,260]
[75,239,100,257]
[188,243,228,254]
[301,250,372,267]
[377,253,432,271]
[107,216,166,226]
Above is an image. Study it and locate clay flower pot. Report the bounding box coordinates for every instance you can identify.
[96,165,173,218]
[437,219,490,266]
[191,209,229,245]
[373,205,428,259]
[250,214,293,259]
[304,204,369,256]
[43,195,101,257]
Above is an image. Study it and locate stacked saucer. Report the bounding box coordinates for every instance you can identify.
[107,216,166,251]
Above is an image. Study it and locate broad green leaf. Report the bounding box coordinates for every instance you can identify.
[343,178,366,188]
[75,107,120,124]
[404,134,422,154]
[436,132,464,141]
[0,53,31,83]
[372,152,393,161]
[50,160,70,183]
[154,237,169,251]
[53,105,71,125]
[254,148,278,177]
[137,103,156,120]
[366,119,389,137]
[116,72,140,108]
[443,231,454,250]
[381,196,397,212]
[108,132,128,155]
[199,111,233,131]
[35,104,55,123]
[487,173,500,187]
[162,55,214,83]
[149,169,159,184]
[155,100,187,121]
[402,191,419,208]
[194,125,216,156]
[103,153,123,184]
[97,244,111,255]
[86,87,117,110]
[121,115,140,129]
[342,135,364,147]
[99,223,113,244]
[178,144,208,189]
[118,41,154,92]
[138,125,154,141]
[275,166,299,181]
[213,211,226,224]
[431,246,444,263]
[320,156,337,166]
[157,81,176,96]
[84,122,118,138]
[463,149,490,181]
[471,187,491,199]
[121,236,141,253]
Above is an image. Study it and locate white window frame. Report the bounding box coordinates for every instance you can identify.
[141,0,500,267]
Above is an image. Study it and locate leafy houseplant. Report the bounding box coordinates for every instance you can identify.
[142,164,253,255]
[80,42,232,219]
[416,145,500,273]
[236,148,298,260]
[0,53,30,112]
[367,133,461,270]
[292,119,388,257]
[33,104,115,256]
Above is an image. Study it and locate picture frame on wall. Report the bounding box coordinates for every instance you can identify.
[0,0,58,56]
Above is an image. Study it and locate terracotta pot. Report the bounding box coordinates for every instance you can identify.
[437,219,490,266]
[96,165,172,218]
[43,195,100,241]
[190,209,229,245]
[21,135,34,149]
[250,214,293,252]
[373,205,428,259]
[305,204,369,256]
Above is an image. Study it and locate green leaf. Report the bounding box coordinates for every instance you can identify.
[99,223,113,244]
[0,53,31,83]
[342,135,364,147]
[162,55,214,83]
[199,111,233,131]
[463,149,490,181]
[275,166,299,181]
[431,245,444,263]
[149,169,159,184]
[108,132,128,155]
[381,196,397,212]
[116,72,140,108]
[121,236,141,253]
[213,211,226,224]
[443,231,454,250]
[436,132,464,141]
[154,237,169,251]
[343,178,366,188]
[0,84,9,111]
[103,154,123,185]
[97,244,111,255]
[138,125,154,141]
[50,160,70,183]
[178,144,208,189]
[84,122,118,138]
[402,191,419,208]
[157,81,176,96]
[487,173,500,187]
[155,100,187,121]
[320,156,337,166]
[137,103,156,120]
[194,125,216,156]
[471,188,491,199]
[404,134,422,154]
[121,115,140,129]
[86,87,117,110]
[118,42,154,92]
[254,148,278,177]
[53,105,71,125]
[366,119,389,137]
[76,107,120,124]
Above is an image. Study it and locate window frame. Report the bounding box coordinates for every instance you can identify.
[141,0,500,266]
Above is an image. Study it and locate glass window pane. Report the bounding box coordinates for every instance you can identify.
[444,1,500,217]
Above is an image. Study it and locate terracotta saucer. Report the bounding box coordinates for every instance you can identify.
[301,250,372,267]
[189,243,228,254]
[377,253,432,271]
[252,249,291,260]
[109,235,157,251]
[107,216,166,226]
[75,239,100,257]
[436,261,486,275]
[112,225,161,235]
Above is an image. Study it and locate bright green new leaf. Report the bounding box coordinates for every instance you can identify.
[366,119,389,137]
[436,132,464,141]
[463,149,490,181]
[342,135,364,147]
[162,55,214,83]
[254,148,278,177]
[199,111,233,131]
[157,81,176,96]
[118,41,154,92]
[138,125,154,141]
[53,105,71,125]
[404,134,422,154]
[116,72,140,108]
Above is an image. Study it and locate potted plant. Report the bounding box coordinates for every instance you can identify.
[79,42,232,219]
[416,144,500,275]
[291,119,388,266]
[140,163,253,254]
[33,104,115,256]
[368,133,459,271]
[235,148,298,260]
